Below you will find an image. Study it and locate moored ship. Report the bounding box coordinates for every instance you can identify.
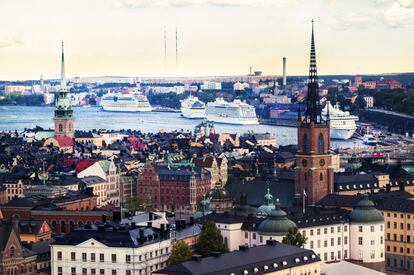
[100,93,152,112]
[206,98,258,125]
[180,95,206,119]
[322,101,358,140]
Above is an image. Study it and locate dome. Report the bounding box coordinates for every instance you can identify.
[349,195,384,224]
[258,188,275,215]
[258,199,296,236]
[207,185,231,201]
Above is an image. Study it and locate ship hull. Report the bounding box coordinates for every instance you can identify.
[330,127,356,140]
[101,105,152,112]
[206,115,259,125]
[181,107,206,119]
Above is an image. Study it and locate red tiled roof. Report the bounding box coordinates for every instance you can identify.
[76,159,98,173]
[54,135,73,147]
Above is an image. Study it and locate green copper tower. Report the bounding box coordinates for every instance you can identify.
[54,41,74,137]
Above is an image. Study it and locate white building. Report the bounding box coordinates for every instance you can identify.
[364,96,374,108]
[51,223,171,275]
[233,82,249,91]
[201,81,222,90]
[200,195,384,267]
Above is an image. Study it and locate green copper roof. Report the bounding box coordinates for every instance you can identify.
[258,199,297,236]
[99,160,111,173]
[349,195,384,224]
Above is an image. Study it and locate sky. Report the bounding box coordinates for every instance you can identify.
[0,0,413,80]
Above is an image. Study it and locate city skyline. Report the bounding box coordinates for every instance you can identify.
[0,0,414,80]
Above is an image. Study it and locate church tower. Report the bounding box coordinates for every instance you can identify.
[295,21,334,205]
[54,42,74,137]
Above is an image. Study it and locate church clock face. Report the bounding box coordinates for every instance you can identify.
[302,159,307,167]
[319,159,325,166]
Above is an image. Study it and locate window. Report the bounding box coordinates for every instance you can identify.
[344,225,347,232]
[324,228,327,234]
[408,235,411,243]
[381,236,384,244]
[245,232,248,239]
[401,223,404,230]
[338,251,341,259]
[57,251,62,261]
[344,250,348,258]
[371,240,375,245]
[91,269,96,275]
[58,267,63,275]
[387,221,390,228]
[259,236,263,243]
[310,229,314,236]
[394,222,397,229]
[344,236,348,245]
[331,238,334,246]
[324,240,327,247]
[310,241,314,249]
[358,237,363,245]
[9,246,15,258]
[324,253,327,261]
[126,271,131,275]
[337,226,341,233]
[71,252,76,261]
[112,270,117,275]
[400,247,404,253]
[358,226,363,232]
[318,133,324,154]
[331,252,334,260]
[126,255,131,264]
[338,237,341,245]
[409,224,411,231]
[59,124,63,132]
[387,233,390,240]
[112,254,117,263]
[82,253,87,262]
[317,229,321,235]
[317,240,321,248]
[91,253,96,262]
[71,268,76,275]
[303,134,309,153]
[252,233,256,240]
[331,227,334,233]
[370,226,374,232]
[320,173,323,181]
[370,251,375,259]
[82,268,87,275]
[401,235,404,242]
[100,270,105,275]
[100,254,104,262]
[380,225,383,231]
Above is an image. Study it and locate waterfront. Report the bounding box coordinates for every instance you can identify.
[0,105,362,148]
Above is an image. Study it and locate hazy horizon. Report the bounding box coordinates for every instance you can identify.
[1,0,413,80]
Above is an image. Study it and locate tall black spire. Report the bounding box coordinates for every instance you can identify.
[303,20,323,124]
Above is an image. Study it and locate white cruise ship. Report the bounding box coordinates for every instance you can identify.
[322,101,358,140]
[206,98,258,125]
[180,95,206,119]
[100,93,152,112]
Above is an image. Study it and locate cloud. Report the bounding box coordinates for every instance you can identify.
[115,0,297,8]
[0,37,24,49]
[383,0,414,27]
[327,12,378,30]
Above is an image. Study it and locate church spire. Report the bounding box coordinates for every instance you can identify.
[60,41,66,89]
[303,20,323,124]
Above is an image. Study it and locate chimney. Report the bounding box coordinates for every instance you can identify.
[282,57,287,86]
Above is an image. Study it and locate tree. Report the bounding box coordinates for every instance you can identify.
[125,196,146,214]
[169,240,193,265]
[282,227,307,247]
[196,221,228,256]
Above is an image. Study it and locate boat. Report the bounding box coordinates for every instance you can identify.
[363,134,378,146]
[100,93,152,112]
[180,95,206,118]
[206,98,258,125]
[322,101,358,140]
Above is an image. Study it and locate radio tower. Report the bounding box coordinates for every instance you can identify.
[164,26,167,73]
[175,27,178,75]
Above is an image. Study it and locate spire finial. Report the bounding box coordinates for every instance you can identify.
[303,19,322,124]
[60,41,66,89]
